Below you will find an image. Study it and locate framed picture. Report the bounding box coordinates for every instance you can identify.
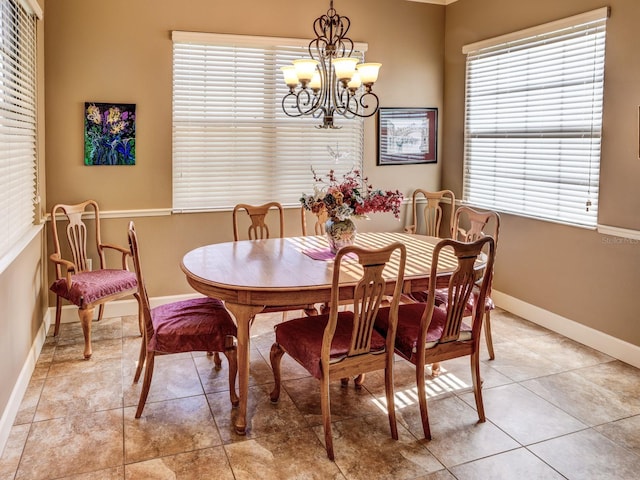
[84,102,136,165]
[377,107,437,165]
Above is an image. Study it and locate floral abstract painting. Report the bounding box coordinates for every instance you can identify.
[84,102,136,165]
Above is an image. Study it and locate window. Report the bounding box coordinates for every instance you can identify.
[0,0,39,261]
[462,8,608,227]
[172,32,365,212]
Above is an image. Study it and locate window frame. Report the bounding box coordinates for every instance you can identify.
[461,7,609,228]
[0,0,40,271]
[171,31,368,213]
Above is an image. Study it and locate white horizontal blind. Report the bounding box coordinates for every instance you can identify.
[462,9,608,227]
[0,0,37,258]
[172,33,365,212]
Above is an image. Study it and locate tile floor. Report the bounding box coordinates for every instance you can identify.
[1,307,640,479]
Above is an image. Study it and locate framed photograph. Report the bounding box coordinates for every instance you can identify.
[377,107,437,165]
[84,102,136,165]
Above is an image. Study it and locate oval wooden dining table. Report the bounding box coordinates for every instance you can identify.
[181,231,470,435]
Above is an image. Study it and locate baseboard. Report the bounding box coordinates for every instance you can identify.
[0,309,50,457]
[493,290,640,369]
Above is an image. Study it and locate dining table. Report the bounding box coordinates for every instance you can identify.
[181,231,477,435]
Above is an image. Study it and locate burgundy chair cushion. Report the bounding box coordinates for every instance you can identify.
[406,289,449,306]
[375,303,471,359]
[274,311,387,379]
[430,287,494,316]
[149,297,236,353]
[50,269,138,308]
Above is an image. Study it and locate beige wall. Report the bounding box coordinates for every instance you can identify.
[44,0,445,299]
[443,0,640,346]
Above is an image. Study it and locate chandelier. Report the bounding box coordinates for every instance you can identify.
[280,0,381,129]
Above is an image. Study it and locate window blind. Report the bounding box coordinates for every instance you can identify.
[462,8,608,227]
[0,0,38,258]
[172,32,365,212]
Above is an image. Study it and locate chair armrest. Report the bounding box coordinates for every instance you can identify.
[49,253,76,287]
[404,225,417,234]
[99,243,132,270]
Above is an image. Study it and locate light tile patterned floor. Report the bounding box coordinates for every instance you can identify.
[2,308,640,479]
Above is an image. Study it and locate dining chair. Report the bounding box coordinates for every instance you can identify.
[269,242,407,460]
[49,200,140,359]
[403,189,456,305]
[232,202,284,241]
[404,189,456,238]
[374,236,496,440]
[232,201,317,320]
[300,205,328,236]
[128,221,238,418]
[451,206,500,360]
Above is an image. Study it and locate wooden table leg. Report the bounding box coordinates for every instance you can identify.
[224,302,263,435]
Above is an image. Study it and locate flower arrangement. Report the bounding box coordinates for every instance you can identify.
[300,168,404,222]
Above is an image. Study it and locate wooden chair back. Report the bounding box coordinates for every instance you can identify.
[405,189,455,238]
[422,237,495,347]
[50,200,104,276]
[127,222,153,342]
[325,242,407,378]
[453,206,500,246]
[300,206,328,236]
[232,202,284,240]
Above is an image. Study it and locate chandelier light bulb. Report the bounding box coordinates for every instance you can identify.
[292,59,319,85]
[347,71,362,91]
[309,70,322,92]
[356,63,382,86]
[281,66,299,89]
[331,57,359,82]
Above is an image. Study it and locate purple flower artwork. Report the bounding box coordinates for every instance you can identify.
[84,102,136,165]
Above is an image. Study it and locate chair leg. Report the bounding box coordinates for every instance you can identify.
[384,361,398,440]
[78,307,94,359]
[135,351,155,418]
[224,339,239,407]
[416,360,432,440]
[212,352,222,370]
[471,350,486,422]
[134,292,143,336]
[431,362,441,376]
[354,373,365,389]
[97,303,105,322]
[269,343,285,403]
[320,376,334,461]
[53,296,62,337]
[484,309,495,360]
[134,331,146,383]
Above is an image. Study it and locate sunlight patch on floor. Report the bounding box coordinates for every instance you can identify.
[371,368,470,413]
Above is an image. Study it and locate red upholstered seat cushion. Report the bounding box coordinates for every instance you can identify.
[409,287,494,315]
[375,303,471,360]
[50,269,138,308]
[149,297,236,353]
[274,311,387,379]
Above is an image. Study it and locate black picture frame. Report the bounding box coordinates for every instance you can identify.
[377,107,438,165]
